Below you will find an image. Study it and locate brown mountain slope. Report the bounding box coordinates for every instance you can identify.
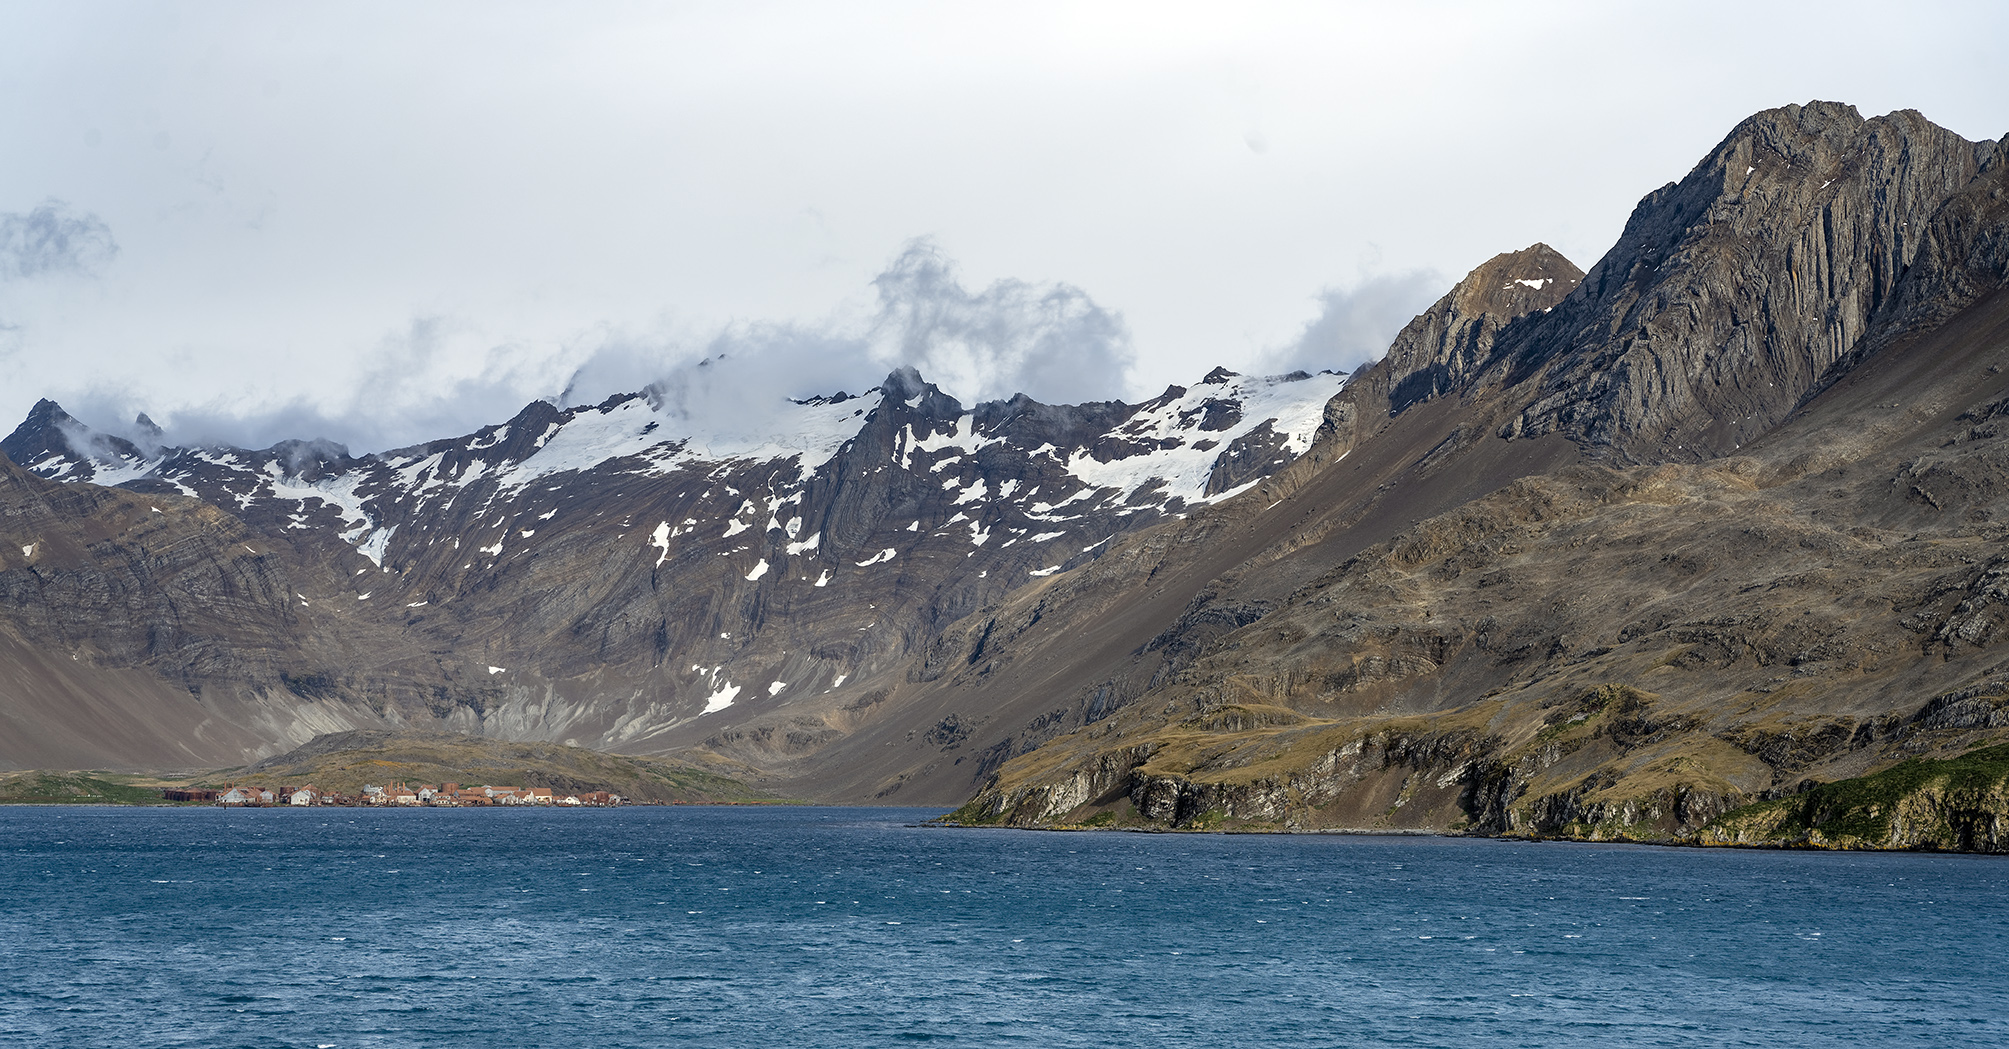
[707,246,1586,803]
[0,453,499,771]
[899,103,2009,823]
[953,285,2009,835]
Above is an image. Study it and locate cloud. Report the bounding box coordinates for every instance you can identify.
[560,242,1139,450]
[1260,270,1446,376]
[48,242,1141,454]
[638,324,875,445]
[0,201,119,281]
[866,240,1135,405]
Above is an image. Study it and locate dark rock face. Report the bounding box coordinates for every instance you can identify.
[0,453,299,681]
[1499,102,1998,461]
[1383,245,1583,415]
[1857,131,2009,354]
[1313,244,1579,462]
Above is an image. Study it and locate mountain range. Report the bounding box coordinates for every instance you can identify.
[5,101,2008,845]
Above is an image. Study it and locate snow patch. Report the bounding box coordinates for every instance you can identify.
[898,415,1003,471]
[855,548,897,567]
[700,682,741,714]
[356,526,395,567]
[650,521,672,566]
[493,391,880,493]
[261,460,376,547]
[745,559,770,581]
[1063,371,1343,507]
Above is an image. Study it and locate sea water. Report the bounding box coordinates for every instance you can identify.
[3,806,2004,1048]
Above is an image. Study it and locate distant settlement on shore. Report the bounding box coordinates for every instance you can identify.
[161,783,624,807]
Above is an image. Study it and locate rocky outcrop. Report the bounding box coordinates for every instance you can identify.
[1850,129,2009,356]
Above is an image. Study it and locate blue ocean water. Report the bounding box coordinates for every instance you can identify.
[2,806,2005,1048]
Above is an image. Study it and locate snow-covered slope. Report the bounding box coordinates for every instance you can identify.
[5,366,1342,575]
[0,364,1349,760]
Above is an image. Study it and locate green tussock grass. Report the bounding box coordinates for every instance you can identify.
[0,772,190,805]
[1700,743,2009,850]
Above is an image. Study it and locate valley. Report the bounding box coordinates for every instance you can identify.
[6,101,2009,850]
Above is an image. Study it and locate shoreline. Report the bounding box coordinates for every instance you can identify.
[921,818,2009,856]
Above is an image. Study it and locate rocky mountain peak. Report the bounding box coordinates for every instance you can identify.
[1443,243,1581,321]
[2,398,77,463]
[1379,244,1582,415]
[1500,102,1996,461]
[1,398,148,480]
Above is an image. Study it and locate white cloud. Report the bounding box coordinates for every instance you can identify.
[867,240,1134,406]
[1258,270,1446,377]
[0,201,118,281]
[44,242,1140,452]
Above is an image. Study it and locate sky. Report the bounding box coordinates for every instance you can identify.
[1,1,2006,453]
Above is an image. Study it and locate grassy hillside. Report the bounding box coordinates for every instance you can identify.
[0,771,199,805]
[2,731,783,805]
[213,730,783,804]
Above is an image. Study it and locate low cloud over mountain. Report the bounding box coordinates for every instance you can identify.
[0,201,118,281]
[55,239,1141,456]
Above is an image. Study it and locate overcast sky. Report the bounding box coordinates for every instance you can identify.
[2,1,2005,452]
